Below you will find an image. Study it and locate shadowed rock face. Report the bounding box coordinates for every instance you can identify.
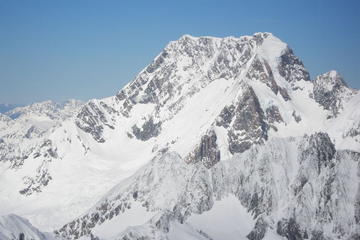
[185,130,221,168]
[278,48,310,84]
[247,57,279,95]
[313,71,353,116]
[277,218,305,240]
[300,132,336,174]
[292,111,302,123]
[76,100,117,143]
[76,102,108,143]
[19,233,25,240]
[132,117,162,141]
[247,218,268,240]
[265,105,283,125]
[279,87,291,101]
[217,87,268,154]
[216,105,235,129]
[356,187,360,225]
[198,130,221,168]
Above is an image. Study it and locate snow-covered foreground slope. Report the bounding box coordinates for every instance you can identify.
[56,134,360,240]
[1,33,359,240]
[0,214,56,240]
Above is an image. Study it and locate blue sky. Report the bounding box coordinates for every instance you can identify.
[0,0,359,104]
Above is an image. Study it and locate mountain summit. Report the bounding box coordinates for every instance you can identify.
[0,33,359,240]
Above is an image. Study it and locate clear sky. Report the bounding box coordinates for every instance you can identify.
[0,0,359,104]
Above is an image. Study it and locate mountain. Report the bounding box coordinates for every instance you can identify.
[4,99,84,120]
[1,33,359,240]
[0,99,84,169]
[0,104,22,114]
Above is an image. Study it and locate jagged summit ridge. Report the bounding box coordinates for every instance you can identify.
[98,32,308,145]
[175,32,277,42]
[117,32,297,99]
[315,70,348,90]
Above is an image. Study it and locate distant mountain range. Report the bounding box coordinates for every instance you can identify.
[0,104,23,114]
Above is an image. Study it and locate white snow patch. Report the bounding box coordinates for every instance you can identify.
[187,195,255,240]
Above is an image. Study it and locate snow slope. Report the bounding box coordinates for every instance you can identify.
[187,195,256,240]
[0,214,55,240]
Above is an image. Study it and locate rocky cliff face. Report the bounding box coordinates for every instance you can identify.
[313,70,355,117]
[1,33,359,240]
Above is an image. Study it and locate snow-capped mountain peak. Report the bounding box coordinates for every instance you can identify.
[313,70,355,116]
[315,70,348,91]
[1,33,359,240]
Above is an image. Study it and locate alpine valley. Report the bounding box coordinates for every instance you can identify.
[0,33,359,240]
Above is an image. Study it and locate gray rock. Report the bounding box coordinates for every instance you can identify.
[185,130,221,168]
[313,71,353,116]
[216,105,235,129]
[278,48,310,83]
[300,132,336,174]
[247,217,268,240]
[226,87,268,154]
[19,139,57,195]
[277,218,304,240]
[76,101,110,143]
[279,87,291,101]
[132,117,161,141]
[292,111,302,123]
[310,230,326,240]
[246,57,279,95]
[265,105,283,125]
